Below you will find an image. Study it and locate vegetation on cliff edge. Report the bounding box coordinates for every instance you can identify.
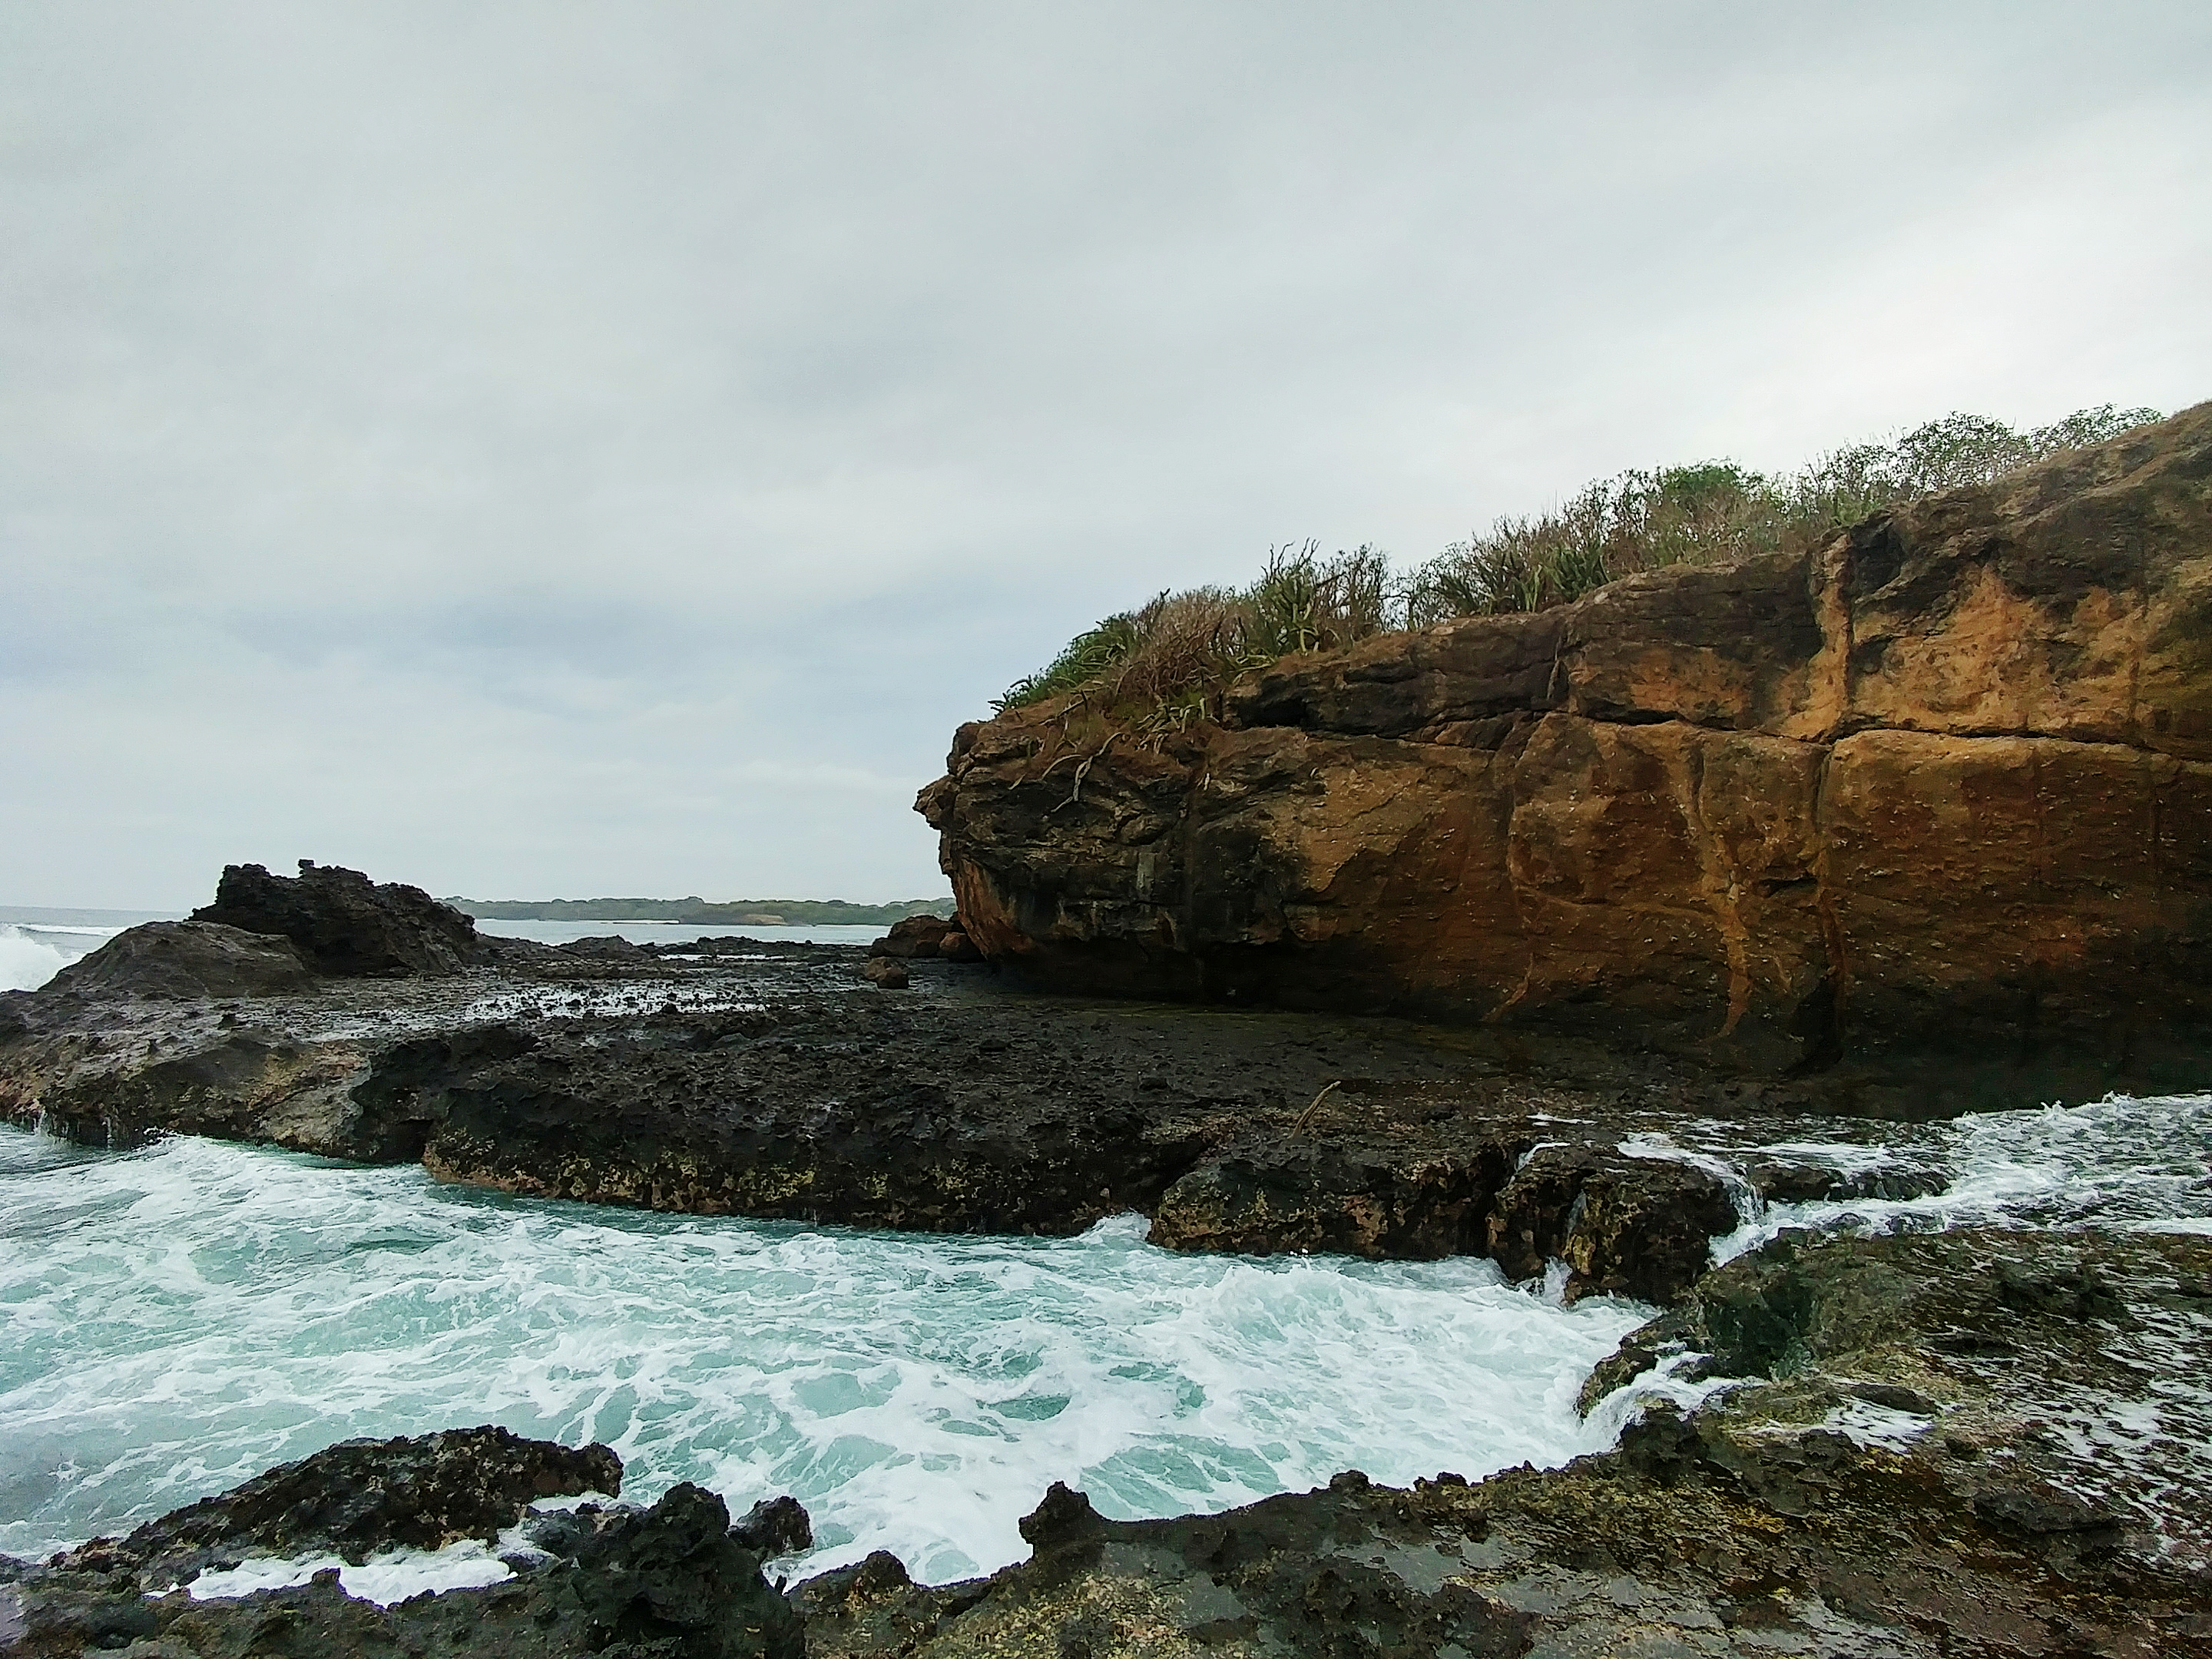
[995,402,2163,736]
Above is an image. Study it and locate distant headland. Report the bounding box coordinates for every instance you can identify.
[442,895,950,926]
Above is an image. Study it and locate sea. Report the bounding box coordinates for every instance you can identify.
[2,909,2207,1593]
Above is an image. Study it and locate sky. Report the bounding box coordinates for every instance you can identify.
[4,3,2207,908]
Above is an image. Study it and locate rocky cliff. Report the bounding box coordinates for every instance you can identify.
[922,404,2212,1101]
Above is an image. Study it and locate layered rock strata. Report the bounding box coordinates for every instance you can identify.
[922,405,2212,1101]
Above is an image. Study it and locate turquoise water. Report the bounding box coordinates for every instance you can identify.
[0,1128,1648,1583]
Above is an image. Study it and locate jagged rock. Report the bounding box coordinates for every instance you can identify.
[1147,1141,1515,1260]
[36,922,319,1001]
[9,1474,800,1659]
[922,406,2212,1100]
[935,929,982,963]
[1,943,1796,1291]
[193,861,482,978]
[54,1426,620,1584]
[731,1495,812,1558]
[1485,1145,1738,1303]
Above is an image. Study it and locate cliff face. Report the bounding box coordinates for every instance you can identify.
[921,405,2212,1097]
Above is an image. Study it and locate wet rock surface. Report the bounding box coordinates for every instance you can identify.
[2,1436,802,1659]
[0,943,1826,1296]
[52,1428,621,1584]
[41,923,320,1002]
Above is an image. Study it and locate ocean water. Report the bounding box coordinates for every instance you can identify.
[2,1041,2204,1588]
[0,1130,1652,1584]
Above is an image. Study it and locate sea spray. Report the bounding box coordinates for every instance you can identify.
[0,926,72,994]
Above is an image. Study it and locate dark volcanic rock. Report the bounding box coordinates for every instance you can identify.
[1485,1144,1738,1303]
[1149,1137,1517,1263]
[731,1496,813,1558]
[39,922,320,1001]
[193,861,482,978]
[9,1479,800,1659]
[0,947,1859,1296]
[56,1426,620,1584]
[557,935,649,963]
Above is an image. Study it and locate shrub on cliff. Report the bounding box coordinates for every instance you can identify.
[1402,402,2164,623]
[996,402,2163,724]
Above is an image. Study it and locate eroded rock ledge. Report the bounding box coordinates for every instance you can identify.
[922,404,2212,1104]
[0,951,1801,1303]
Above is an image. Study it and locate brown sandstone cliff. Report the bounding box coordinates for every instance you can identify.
[919,403,2212,1099]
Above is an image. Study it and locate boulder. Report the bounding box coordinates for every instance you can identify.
[732,1494,813,1557]
[193,860,483,977]
[859,956,909,988]
[18,1439,801,1659]
[935,929,982,962]
[40,921,320,1000]
[868,913,954,959]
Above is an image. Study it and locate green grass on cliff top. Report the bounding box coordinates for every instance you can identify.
[997,403,2164,738]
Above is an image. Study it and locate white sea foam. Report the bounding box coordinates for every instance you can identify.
[7,1092,2204,1588]
[1709,1092,2212,1263]
[0,926,72,993]
[0,1130,1649,1584]
[183,1540,515,1604]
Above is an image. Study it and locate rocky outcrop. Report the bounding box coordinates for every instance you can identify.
[4,1434,803,1659]
[55,1427,621,1584]
[192,862,484,978]
[39,922,319,1001]
[922,404,2212,1101]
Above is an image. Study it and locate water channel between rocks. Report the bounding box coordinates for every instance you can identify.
[3,1091,2208,1588]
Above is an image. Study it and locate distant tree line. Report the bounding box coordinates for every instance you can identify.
[446,896,951,926]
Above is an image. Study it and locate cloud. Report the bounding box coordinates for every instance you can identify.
[4,2,2207,904]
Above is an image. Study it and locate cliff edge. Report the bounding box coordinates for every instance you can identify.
[920,404,2212,1102]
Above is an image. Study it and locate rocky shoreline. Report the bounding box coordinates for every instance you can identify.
[3,876,1934,1306]
[5,1224,2206,1657]
[5,861,2210,1654]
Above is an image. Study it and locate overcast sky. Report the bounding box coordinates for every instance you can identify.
[5,3,2207,907]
